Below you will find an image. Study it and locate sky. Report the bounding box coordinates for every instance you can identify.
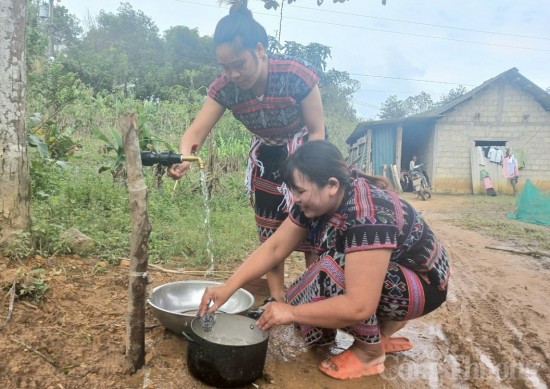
[59,0,550,119]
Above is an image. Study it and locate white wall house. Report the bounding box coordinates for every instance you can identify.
[347,68,550,194]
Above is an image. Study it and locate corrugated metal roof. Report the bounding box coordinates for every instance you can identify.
[347,116,438,145]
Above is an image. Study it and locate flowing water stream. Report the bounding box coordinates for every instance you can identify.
[199,168,215,273]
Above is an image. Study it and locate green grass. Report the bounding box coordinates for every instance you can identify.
[444,195,550,251]
[27,139,257,267]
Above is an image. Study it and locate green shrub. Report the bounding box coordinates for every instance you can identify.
[16,268,50,301]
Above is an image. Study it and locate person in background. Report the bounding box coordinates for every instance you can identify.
[167,0,326,303]
[409,154,431,188]
[409,154,418,171]
[199,140,450,380]
[503,148,519,195]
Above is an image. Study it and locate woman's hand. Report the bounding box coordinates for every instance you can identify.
[256,301,295,331]
[167,161,191,180]
[198,284,233,316]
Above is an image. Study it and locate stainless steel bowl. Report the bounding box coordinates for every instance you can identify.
[147,280,255,335]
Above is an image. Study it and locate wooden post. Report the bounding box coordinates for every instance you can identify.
[391,164,403,192]
[395,124,403,173]
[120,114,151,372]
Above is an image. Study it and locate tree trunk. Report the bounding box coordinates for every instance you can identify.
[0,0,31,244]
[121,114,151,372]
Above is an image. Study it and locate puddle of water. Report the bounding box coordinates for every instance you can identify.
[334,329,354,350]
[429,324,447,341]
[427,362,439,389]
[521,367,548,389]
[476,348,500,377]
[504,320,523,340]
[446,289,458,303]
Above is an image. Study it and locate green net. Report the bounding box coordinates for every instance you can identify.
[507,179,550,225]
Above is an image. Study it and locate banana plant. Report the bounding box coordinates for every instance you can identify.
[94,116,171,185]
[27,121,81,162]
[93,126,126,181]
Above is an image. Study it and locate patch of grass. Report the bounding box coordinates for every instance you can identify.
[447,195,550,251]
[1,231,33,261]
[29,142,258,268]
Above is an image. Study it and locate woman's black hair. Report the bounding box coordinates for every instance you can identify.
[281,140,390,190]
[214,1,268,52]
[281,141,351,190]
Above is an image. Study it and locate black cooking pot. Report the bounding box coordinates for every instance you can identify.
[185,312,270,388]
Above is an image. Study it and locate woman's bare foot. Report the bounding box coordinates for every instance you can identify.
[351,339,385,364]
[318,341,385,380]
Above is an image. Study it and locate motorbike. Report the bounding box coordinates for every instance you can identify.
[403,163,431,201]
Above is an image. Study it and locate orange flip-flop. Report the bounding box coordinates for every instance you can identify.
[318,349,385,380]
[381,336,413,353]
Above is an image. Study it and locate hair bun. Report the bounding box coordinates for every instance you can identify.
[224,0,252,17]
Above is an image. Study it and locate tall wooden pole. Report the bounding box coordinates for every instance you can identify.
[121,114,151,372]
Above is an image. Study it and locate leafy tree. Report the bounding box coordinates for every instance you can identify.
[164,26,215,69]
[261,0,388,10]
[28,60,90,116]
[25,2,48,66]
[321,69,360,119]
[379,86,471,119]
[379,95,408,119]
[262,0,350,10]
[271,40,331,72]
[379,92,434,119]
[269,39,358,120]
[404,91,434,115]
[63,2,163,98]
[26,1,82,60]
[162,26,218,95]
[52,4,83,52]
[438,85,467,105]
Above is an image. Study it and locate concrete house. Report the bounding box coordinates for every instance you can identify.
[346,68,550,194]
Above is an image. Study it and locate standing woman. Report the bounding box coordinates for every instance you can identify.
[167,0,326,302]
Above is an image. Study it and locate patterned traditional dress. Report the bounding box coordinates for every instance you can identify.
[208,54,321,250]
[286,174,450,345]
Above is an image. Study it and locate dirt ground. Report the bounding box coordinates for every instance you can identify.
[1,194,549,389]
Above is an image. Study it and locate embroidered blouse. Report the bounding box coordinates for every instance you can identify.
[207,54,320,144]
[289,176,450,291]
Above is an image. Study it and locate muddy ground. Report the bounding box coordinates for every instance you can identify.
[1,194,549,389]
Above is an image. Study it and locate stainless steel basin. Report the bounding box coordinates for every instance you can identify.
[147,280,254,335]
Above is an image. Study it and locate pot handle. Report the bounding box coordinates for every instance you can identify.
[181,330,195,342]
[247,296,277,319]
[246,307,264,320]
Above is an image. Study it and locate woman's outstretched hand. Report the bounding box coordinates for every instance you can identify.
[198,285,232,316]
[167,161,191,180]
[256,301,295,331]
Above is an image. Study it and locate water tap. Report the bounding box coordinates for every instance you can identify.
[140,144,205,169]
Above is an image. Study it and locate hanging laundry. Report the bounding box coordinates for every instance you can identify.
[494,147,504,164]
[480,169,497,196]
[487,147,497,162]
[476,146,486,166]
